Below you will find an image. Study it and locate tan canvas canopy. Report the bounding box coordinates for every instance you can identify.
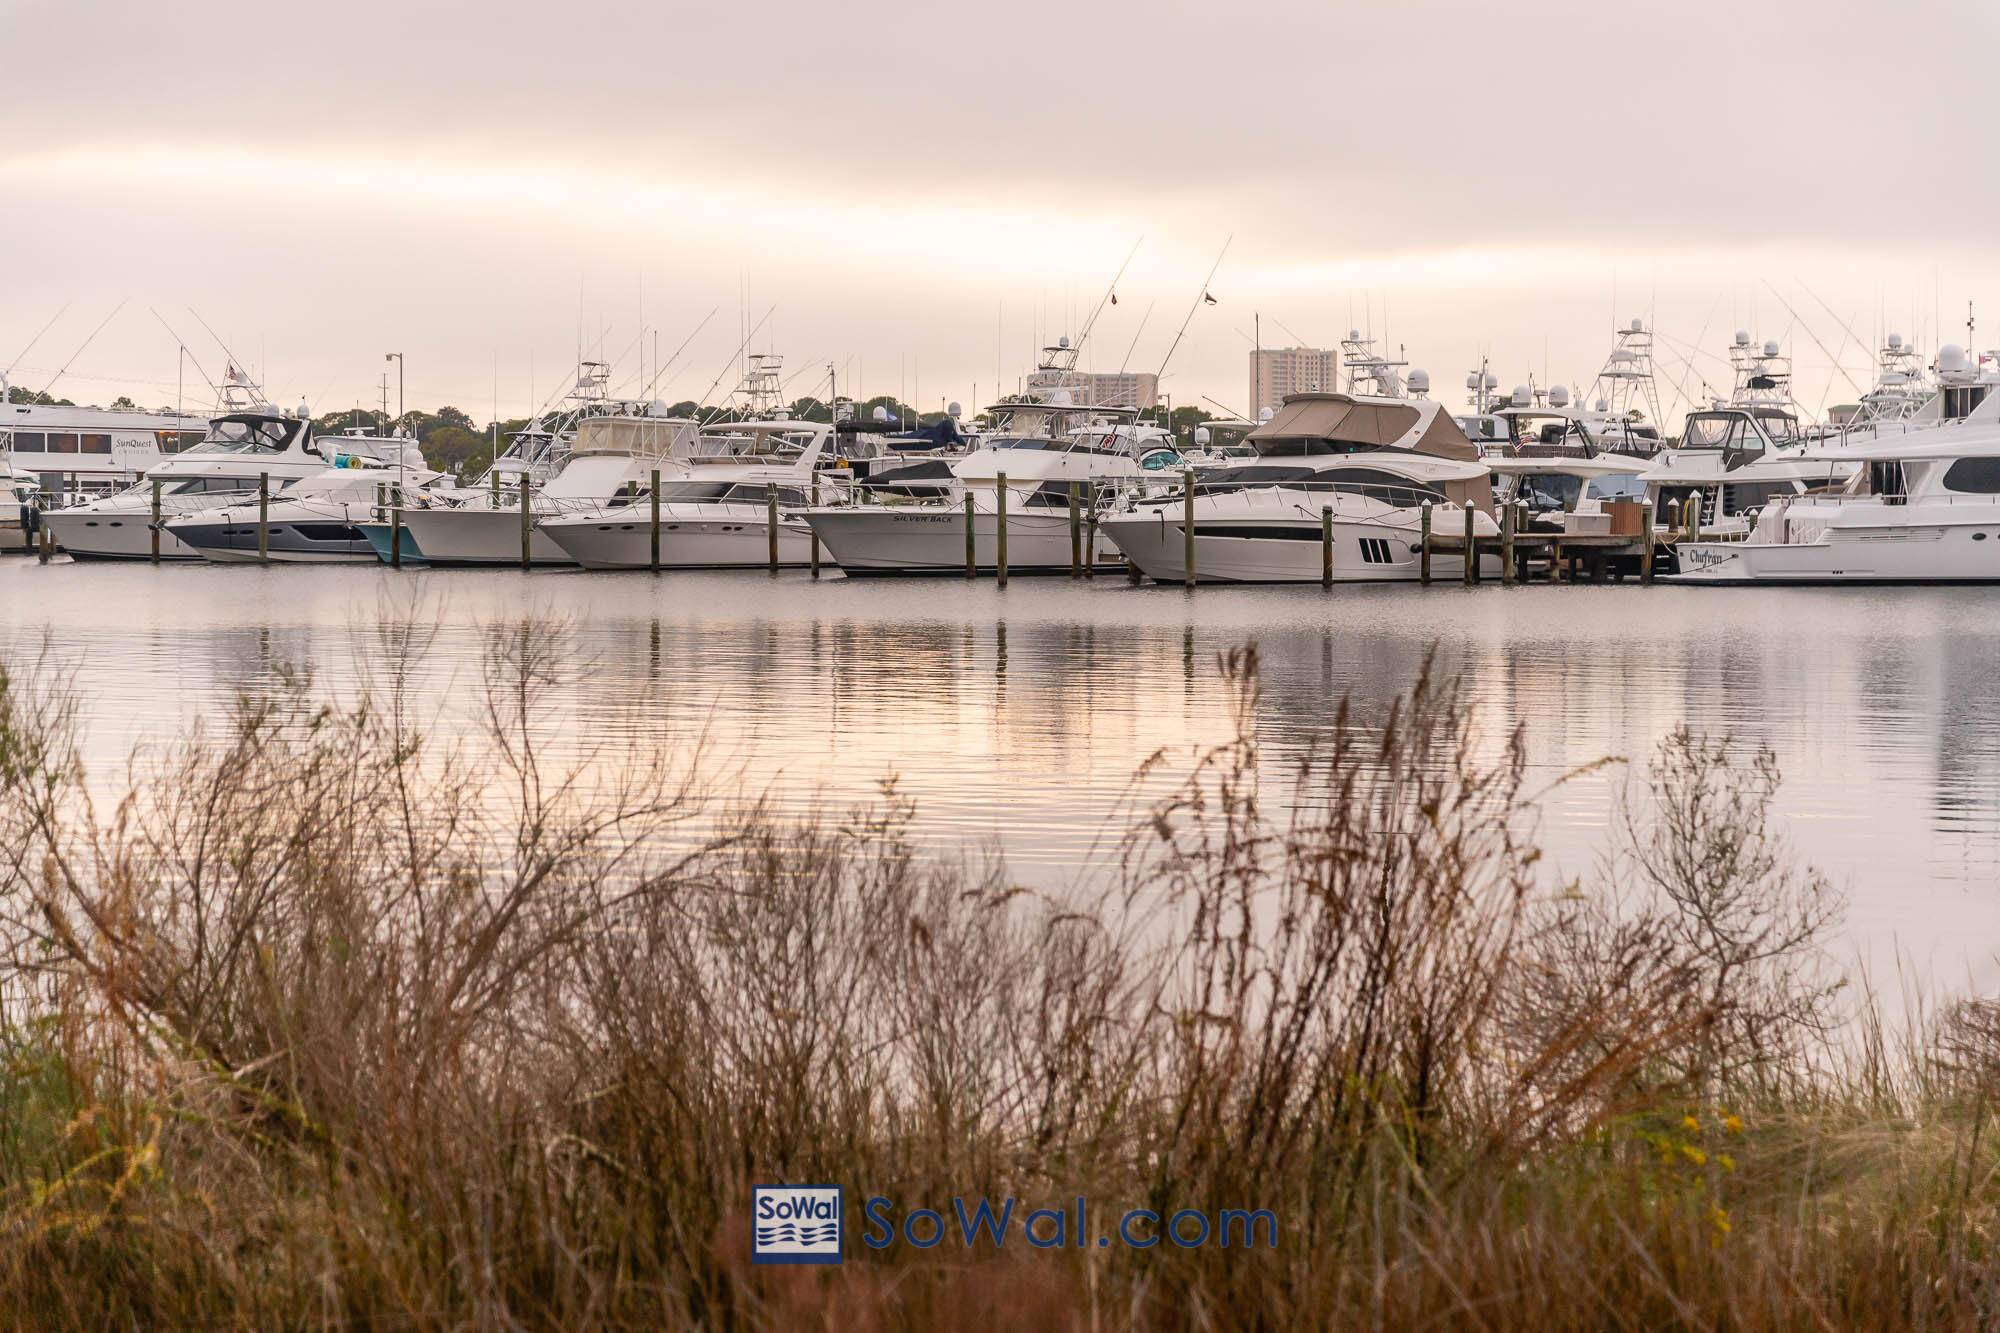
[1248,393,1479,462]
[568,417,699,458]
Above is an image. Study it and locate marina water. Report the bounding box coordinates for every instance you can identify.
[5,558,1996,1001]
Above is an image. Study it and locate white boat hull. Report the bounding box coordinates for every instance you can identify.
[394,506,573,566]
[803,505,1120,574]
[540,513,821,569]
[1671,516,2000,583]
[41,508,199,559]
[1100,510,1495,583]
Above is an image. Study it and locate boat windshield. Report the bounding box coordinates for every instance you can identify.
[1517,473,1585,509]
[1195,464,1448,507]
[1753,409,1800,442]
[184,415,302,456]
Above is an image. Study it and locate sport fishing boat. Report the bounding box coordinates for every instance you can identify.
[39,388,410,559]
[164,430,441,563]
[800,396,1174,575]
[1099,390,1500,583]
[536,419,838,569]
[1669,346,2000,583]
[1638,335,1854,539]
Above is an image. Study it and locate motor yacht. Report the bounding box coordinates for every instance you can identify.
[165,430,442,562]
[1099,390,1500,583]
[536,420,839,569]
[800,396,1173,575]
[39,394,410,559]
[1669,348,2000,582]
[2,460,38,552]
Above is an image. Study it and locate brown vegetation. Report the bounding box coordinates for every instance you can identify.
[0,625,1992,1329]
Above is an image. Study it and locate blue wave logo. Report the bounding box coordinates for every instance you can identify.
[752,1185,843,1265]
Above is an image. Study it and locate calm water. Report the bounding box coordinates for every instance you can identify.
[4,555,1998,994]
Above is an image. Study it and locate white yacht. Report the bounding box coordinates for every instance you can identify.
[164,431,441,563]
[536,420,838,569]
[1099,390,1500,583]
[800,395,1172,575]
[1670,349,2000,582]
[1638,336,1853,538]
[1,372,208,498]
[1817,331,1936,441]
[39,392,410,560]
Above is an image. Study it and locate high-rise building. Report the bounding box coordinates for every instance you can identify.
[1023,369,1160,409]
[1248,347,1336,416]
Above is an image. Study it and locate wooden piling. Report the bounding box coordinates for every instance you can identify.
[1499,501,1515,586]
[1640,502,1655,583]
[1461,503,1475,586]
[964,489,976,578]
[257,473,269,564]
[389,484,403,569]
[150,479,162,564]
[1068,481,1081,577]
[1182,469,1196,588]
[995,472,1008,586]
[1084,480,1098,579]
[809,477,820,579]
[1419,502,1431,584]
[1321,505,1333,587]
[767,487,779,572]
[520,475,532,570]
[650,468,660,573]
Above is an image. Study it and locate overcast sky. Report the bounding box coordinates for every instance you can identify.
[7,0,1998,425]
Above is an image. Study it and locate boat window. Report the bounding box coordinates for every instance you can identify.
[1944,385,1992,421]
[656,482,735,501]
[155,430,205,453]
[82,434,113,454]
[50,434,79,454]
[1941,457,2000,494]
[1254,437,1385,457]
[185,416,301,456]
[988,436,1048,450]
[1197,464,1446,507]
[9,431,45,451]
[1720,480,1798,512]
[166,477,260,495]
[1518,474,1584,510]
[1681,413,1736,449]
[1753,410,1800,442]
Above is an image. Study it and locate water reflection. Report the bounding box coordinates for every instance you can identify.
[5,559,2000,989]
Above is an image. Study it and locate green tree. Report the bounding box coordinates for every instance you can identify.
[423,426,491,476]
[109,395,137,410]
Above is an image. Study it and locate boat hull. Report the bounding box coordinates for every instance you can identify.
[41,508,200,559]
[803,505,1120,574]
[391,506,573,566]
[1669,520,2000,583]
[539,514,821,569]
[1100,511,1494,583]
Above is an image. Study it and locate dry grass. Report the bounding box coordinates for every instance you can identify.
[0,623,1994,1329]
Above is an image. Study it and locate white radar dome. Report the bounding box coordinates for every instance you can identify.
[871,405,889,423]
[1407,369,1430,395]
[1888,332,1904,350]
[1511,384,1532,407]
[1258,406,1275,422]
[1465,372,1480,390]
[1548,384,1570,408]
[1629,317,1644,333]
[1938,344,1970,375]
[1735,331,1751,347]
[1193,426,1211,445]
[946,401,961,418]
[1762,340,1780,357]
[1348,329,1361,341]
[1483,371,1498,390]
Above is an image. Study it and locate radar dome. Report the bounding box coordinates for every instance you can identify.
[1258,406,1275,422]
[1193,426,1212,446]
[1058,335,1070,349]
[1465,372,1480,390]
[1629,318,1644,333]
[1483,371,1498,390]
[871,405,889,423]
[1762,340,1780,357]
[1548,384,1570,408]
[296,402,310,419]
[1595,397,1609,412]
[1407,369,1430,395]
[1348,329,1361,341]
[1511,384,1532,407]
[1734,331,1751,347]
[1938,344,1970,375]
[1888,332,1904,350]
[946,401,961,418]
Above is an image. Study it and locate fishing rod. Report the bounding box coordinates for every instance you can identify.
[1155,236,1231,382]
[38,302,127,399]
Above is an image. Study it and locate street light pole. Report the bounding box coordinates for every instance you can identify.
[384,352,404,433]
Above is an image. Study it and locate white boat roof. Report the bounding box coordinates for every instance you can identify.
[1486,456,1645,479]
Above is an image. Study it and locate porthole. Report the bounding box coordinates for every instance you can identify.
[1976,532,1990,542]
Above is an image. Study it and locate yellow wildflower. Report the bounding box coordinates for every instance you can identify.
[1723,1113,1745,1134]
[1682,1114,1701,1132]
[1680,1144,1707,1165]
[1709,1207,1731,1249]
[1718,1154,1735,1174]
